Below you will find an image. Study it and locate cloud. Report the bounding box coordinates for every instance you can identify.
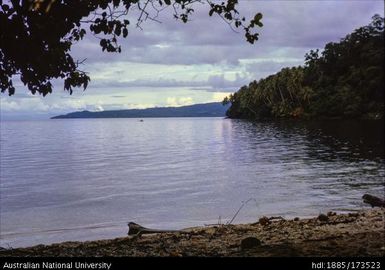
[1,94,107,115]
[166,97,194,107]
[207,73,250,91]
[71,1,382,67]
[0,96,50,112]
[87,69,251,93]
[244,58,304,80]
[0,99,21,111]
[211,92,230,102]
[95,105,104,112]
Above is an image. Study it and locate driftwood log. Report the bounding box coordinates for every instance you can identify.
[362,194,385,208]
[127,222,183,235]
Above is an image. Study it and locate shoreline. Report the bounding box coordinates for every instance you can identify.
[1,208,384,257]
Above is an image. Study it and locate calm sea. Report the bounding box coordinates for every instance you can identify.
[0,118,384,247]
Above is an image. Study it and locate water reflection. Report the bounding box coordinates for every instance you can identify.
[231,119,384,162]
[225,118,384,211]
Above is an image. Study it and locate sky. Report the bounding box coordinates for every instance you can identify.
[0,0,383,120]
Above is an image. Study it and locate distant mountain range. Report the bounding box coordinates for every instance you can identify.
[51,102,230,119]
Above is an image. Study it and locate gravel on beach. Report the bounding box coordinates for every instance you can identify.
[1,208,384,257]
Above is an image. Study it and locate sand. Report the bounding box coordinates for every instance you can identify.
[1,208,384,257]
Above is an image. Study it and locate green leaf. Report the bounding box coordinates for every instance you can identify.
[2,4,9,12]
[114,27,121,36]
[83,79,88,90]
[123,28,128,38]
[224,13,232,20]
[100,39,107,48]
[254,13,262,22]
[164,0,171,5]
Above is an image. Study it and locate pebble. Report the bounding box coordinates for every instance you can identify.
[318,214,329,222]
[259,216,271,226]
[240,237,261,250]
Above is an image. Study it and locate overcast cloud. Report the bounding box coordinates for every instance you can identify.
[1,0,383,119]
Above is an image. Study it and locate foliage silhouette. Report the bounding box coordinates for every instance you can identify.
[225,15,384,120]
[0,0,262,96]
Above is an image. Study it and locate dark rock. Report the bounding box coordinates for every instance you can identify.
[327,211,337,216]
[318,214,329,222]
[241,237,261,250]
[362,194,385,208]
[259,216,271,226]
[294,217,300,221]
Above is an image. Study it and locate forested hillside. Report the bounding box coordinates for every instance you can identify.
[51,102,229,118]
[224,15,384,119]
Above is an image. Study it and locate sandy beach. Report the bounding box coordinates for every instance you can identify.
[1,208,384,257]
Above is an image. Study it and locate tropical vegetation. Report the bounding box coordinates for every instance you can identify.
[224,15,384,119]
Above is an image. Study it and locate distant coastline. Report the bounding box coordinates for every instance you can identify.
[51,102,230,119]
